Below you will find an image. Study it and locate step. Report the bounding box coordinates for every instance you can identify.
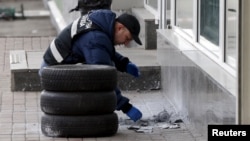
[15,10,50,18]
[10,48,161,91]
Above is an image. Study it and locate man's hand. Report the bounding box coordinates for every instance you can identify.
[126,62,140,77]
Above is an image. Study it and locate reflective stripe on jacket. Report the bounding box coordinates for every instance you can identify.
[43,14,99,65]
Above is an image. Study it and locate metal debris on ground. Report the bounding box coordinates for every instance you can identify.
[158,123,180,129]
[119,110,182,133]
[152,109,171,122]
[135,126,153,133]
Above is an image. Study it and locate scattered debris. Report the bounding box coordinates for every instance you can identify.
[173,119,183,123]
[135,126,153,133]
[119,110,183,133]
[158,123,180,129]
[152,109,171,122]
[127,125,140,130]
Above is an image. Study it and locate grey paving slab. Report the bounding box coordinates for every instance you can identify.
[9,50,28,70]
[26,51,44,69]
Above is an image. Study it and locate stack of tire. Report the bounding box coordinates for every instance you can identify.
[40,64,118,137]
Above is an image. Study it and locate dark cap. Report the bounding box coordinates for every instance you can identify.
[116,13,142,45]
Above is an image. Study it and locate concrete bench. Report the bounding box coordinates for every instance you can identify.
[10,50,43,91]
[10,49,161,91]
[132,8,158,50]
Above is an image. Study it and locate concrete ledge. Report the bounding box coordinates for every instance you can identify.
[118,66,160,90]
[132,8,158,50]
[10,50,42,91]
[10,49,161,91]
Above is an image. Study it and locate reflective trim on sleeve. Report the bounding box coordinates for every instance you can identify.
[71,17,80,38]
[50,39,63,63]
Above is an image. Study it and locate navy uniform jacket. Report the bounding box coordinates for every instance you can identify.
[42,9,131,111]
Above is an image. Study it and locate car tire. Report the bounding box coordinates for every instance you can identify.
[40,64,117,91]
[41,113,118,137]
[40,90,117,115]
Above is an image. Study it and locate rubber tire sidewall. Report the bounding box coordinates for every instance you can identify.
[40,90,117,115]
[41,113,118,137]
[41,64,117,91]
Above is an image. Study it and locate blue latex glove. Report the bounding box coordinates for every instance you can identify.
[126,62,140,77]
[126,106,142,122]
